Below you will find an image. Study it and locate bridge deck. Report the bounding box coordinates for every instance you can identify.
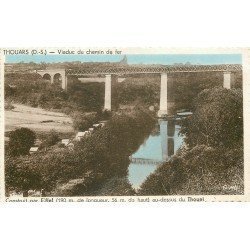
[130,157,166,165]
[66,64,242,76]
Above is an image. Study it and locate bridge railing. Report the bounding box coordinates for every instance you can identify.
[129,157,166,165]
[65,64,242,76]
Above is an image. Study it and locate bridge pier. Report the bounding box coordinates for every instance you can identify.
[160,120,168,161]
[61,73,67,90]
[158,73,168,117]
[104,75,112,111]
[104,74,117,111]
[50,74,54,85]
[223,72,235,89]
[160,120,175,161]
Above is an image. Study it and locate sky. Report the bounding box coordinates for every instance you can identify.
[6,54,242,65]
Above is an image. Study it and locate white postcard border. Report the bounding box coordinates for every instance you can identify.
[1,47,249,202]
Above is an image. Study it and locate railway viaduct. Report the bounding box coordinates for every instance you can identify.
[36,64,242,117]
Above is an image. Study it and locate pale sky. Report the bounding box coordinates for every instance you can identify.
[6,54,242,65]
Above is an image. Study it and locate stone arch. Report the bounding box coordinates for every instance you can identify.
[37,69,67,90]
[43,73,52,82]
[53,73,62,85]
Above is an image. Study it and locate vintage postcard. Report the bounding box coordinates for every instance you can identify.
[0,47,249,202]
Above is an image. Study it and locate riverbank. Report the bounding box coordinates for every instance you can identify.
[138,145,243,195]
[138,87,244,195]
[5,109,156,196]
[128,119,184,190]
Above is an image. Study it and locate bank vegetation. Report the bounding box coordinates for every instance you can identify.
[139,87,243,195]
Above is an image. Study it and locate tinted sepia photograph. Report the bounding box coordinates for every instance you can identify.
[3,51,244,198]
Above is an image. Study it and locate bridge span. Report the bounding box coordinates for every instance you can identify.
[129,157,165,165]
[36,64,242,117]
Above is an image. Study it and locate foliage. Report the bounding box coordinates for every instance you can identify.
[5,73,68,109]
[5,73,104,113]
[4,101,14,110]
[139,145,243,195]
[5,156,42,193]
[71,111,98,131]
[67,81,104,112]
[117,75,160,106]
[95,177,135,196]
[8,128,36,156]
[41,130,60,148]
[115,72,243,111]
[5,71,242,115]
[180,87,243,148]
[139,87,244,195]
[5,110,155,195]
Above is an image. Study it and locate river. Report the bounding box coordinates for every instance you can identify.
[128,119,184,189]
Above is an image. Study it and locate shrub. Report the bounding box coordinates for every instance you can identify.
[99,109,112,120]
[96,177,135,196]
[5,156,42,194]
[180,87,243,148]
[139,145,244,195]
[5,110,155,195]
[71,111,98,131]
[139,87,244,196]
[4,101,14,110]
[41,130,60,148]
[8,128,36,156]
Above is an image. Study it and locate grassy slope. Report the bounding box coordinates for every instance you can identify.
[5,103,74,134]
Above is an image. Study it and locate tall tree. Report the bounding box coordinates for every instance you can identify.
[8,128,36,156]
[181,87,243,148]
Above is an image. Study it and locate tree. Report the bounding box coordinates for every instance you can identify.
[5,156,42,195]
[41,130,60,148]
[5,109,155,195]
[181,87,243,148]
[8,128,36,156]
[71,111,98,131]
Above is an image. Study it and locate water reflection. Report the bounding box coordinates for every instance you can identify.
[128,120,184,189]
[161,120,176,161]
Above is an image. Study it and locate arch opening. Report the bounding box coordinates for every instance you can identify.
[43,73,51,82]
[53,73,62,85]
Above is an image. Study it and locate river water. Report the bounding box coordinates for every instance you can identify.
[128,120,184,189]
